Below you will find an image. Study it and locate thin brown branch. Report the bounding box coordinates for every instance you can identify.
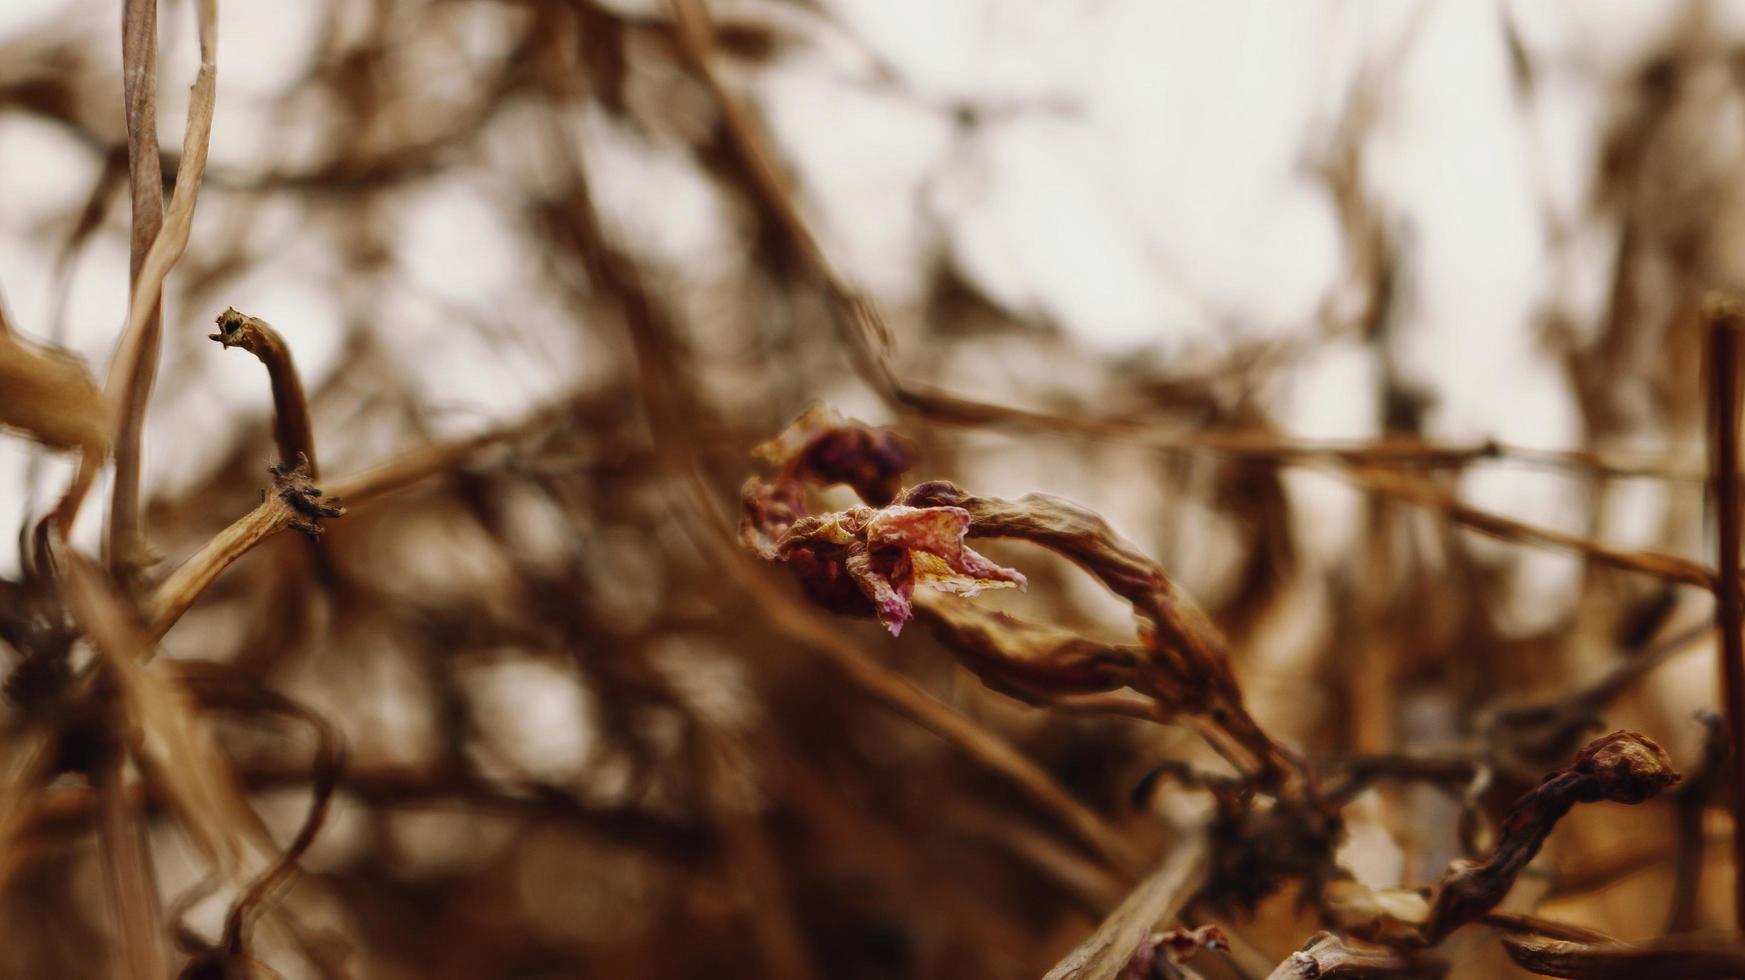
[1706,293,1745,935]
[141,403,568,641]
[1422,731,1678,943]
[1498,929,1745,979]
[1353,466,1716,589]
[1263,933,1444,980]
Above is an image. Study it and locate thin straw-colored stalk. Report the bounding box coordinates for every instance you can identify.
[52,0,218,536]
[108,0,168,575]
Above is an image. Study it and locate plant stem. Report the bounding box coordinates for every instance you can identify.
[1705,294,1745,936]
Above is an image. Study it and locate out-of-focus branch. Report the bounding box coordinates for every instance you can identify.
[96,746,168,980]
[1497,924,1745,979]
[51,0,218,539]
[1353,467,1715,589]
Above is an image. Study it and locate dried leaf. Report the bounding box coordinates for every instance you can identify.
[0,331,108,451]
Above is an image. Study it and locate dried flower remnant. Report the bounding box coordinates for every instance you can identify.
[209,307,318,476]
[743,405,1021,634]
[742,405,1299,785]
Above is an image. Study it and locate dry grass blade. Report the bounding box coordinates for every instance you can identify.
[55,0,218,533]
[108,0,169,573]
[97,749,168,980]
[62,553,258,877]
[0,330,109,451]
[1042,834,1208,980]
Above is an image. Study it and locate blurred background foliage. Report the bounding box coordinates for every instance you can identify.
[3,0,1745,977]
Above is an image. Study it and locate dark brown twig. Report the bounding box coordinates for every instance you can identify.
[1421,730,1678,944]
[210,308,318,476]
[1706,293,1745,935]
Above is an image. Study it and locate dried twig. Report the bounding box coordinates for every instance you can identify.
[1705,293,1745,934]
[50,0,218,535]
[1498,928,1745,979]
[209,309,318,475]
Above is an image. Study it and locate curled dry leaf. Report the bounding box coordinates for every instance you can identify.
[912,596,1141,704]
[0,331,109,452]
[1422,730,1678,944]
